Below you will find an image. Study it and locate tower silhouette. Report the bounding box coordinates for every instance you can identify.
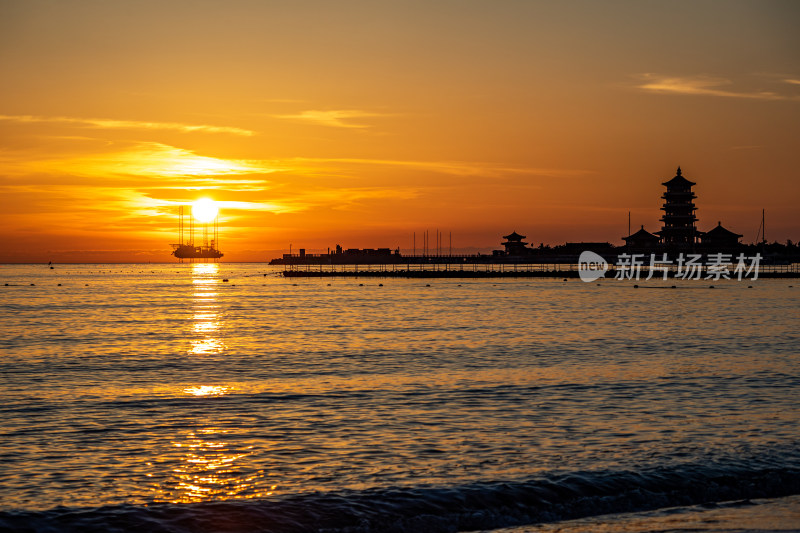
[657,167,698,248]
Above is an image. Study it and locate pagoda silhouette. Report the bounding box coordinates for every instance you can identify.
[501,231,529,255]
[622,167,742,253]
[657,166,699,247]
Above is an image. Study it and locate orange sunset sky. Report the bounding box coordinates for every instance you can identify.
[1,0,798,263]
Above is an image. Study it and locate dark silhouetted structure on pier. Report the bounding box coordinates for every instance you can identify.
[621,166,745,254]
[701,222,743,250]
[276,245,400,265]
[657,167,699,247]
[271,166,774,266]
[501,231,529,256]
[622,225,660,252]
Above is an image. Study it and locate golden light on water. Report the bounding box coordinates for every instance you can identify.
[191,262,219,277]
[183,385,230,397]
[145,262,272,504]
[2,2,798,264]
[190,263,225,355]
[189,338,225,355]
[192,316,218,334]
[152,428,273,504]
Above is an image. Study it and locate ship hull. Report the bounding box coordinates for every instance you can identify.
[172,245,223,259]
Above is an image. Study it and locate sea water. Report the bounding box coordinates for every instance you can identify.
[0,263,798,532]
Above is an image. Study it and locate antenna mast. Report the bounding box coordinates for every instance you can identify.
[214,214,219,251]
[189,208,194,246]
[178,205,184,245]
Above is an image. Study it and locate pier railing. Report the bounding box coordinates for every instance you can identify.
[280,261,799,278]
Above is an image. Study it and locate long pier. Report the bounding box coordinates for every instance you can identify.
[281,263,800,278]
[284,269,585,278]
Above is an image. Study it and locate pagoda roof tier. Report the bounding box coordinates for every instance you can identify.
[703,221,743,238]
[502,231,526,241]
[661,192,697,198]
[623,226,659,242]
[662,166,696,187]
[655,228,701,236]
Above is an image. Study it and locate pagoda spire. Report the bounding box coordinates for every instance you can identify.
[676,166,681,176]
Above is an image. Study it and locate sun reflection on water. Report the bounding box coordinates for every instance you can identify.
[183,385,231,396]
[158,427,273,503]
[143,265,274,504]
[190,263,225,355]
[147,386,275,503]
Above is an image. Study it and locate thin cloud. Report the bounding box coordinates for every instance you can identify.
[0,183,296,223]
[0,114,256,136]
[259,98,308,103]
[785,79,800,86]
[253,185,421,215]
[286,157,592,179]
[0,140,590,221]
[141,196,295,214]
[728,145,763,151]
[273,110,388,128]
[26,142,280,179]
[635,74,797,101]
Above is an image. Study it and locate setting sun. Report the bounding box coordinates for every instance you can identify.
[191,198,219,223]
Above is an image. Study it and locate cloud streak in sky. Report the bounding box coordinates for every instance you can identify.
[286,157,592,180]
[273,110,389,128]
[635,74,799,101]
[0,114,256,136]
[18,142,278,180]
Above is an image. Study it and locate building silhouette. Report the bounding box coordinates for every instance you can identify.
[273,165,758,266]
[623,225,659,252]
[619,166,747,254]
[657,166,699,248]
[501,231,529,256]
[701,221,743,250]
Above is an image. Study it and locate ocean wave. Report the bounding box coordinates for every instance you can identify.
[2,459,799,533]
